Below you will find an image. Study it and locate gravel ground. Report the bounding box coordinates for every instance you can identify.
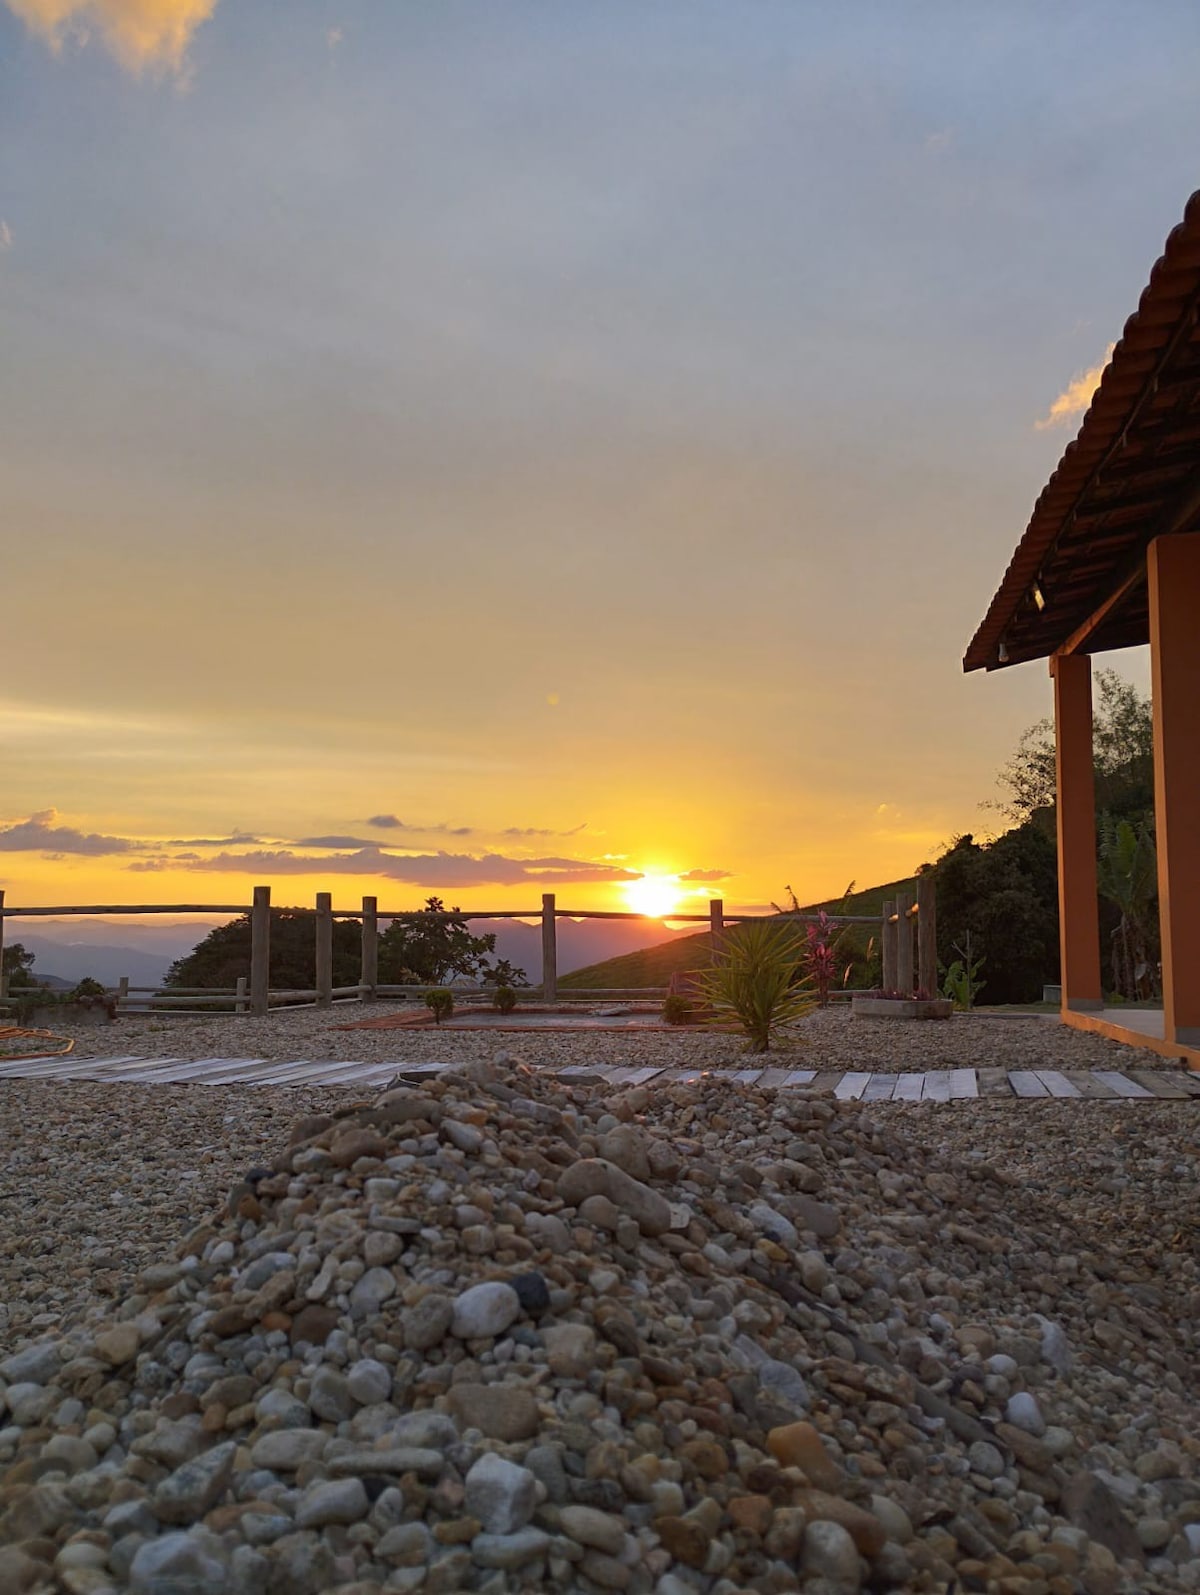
[54,1001,1176,1073]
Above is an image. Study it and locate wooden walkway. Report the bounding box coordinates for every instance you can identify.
[1,1054,1198,1100]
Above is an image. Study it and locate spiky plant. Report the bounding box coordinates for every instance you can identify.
[696,919,816,1052]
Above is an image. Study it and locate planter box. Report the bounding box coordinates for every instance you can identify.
[29,1003,113,1029]
[1042,984,1063,1005]
[851,996,954,1021]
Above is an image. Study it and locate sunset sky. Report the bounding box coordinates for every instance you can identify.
[2,1,1197,917]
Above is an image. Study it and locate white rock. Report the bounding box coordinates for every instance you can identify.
[451,1281,521,1339]
[464,1452,538,1534]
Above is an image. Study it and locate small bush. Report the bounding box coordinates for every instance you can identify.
[492,985,518,1015]
[662,993,692,1026]
[695,920,816,1052]
[425,988,454,1025]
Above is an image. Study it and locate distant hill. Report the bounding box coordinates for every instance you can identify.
[559,877,916,990]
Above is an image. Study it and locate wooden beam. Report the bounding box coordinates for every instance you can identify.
[1055,563,1147,657]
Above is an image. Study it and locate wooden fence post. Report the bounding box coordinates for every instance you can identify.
[917,870,938,998]
[881,899,897,991]
[316,892,333,1007]
[250,885,271,1017]
[117,976,129,1010]
[361,895,378,998]
[0,888,5,1001]
[235,976,248,1015]
[709,897,725,958]
[541,893,558,1003]
[895,889,915,996]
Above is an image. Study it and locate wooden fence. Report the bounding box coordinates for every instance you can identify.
[0,880,936,1017]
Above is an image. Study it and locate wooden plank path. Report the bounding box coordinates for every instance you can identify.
[0,1052,1196,1101]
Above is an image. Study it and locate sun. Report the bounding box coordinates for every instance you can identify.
[624,873,684,918]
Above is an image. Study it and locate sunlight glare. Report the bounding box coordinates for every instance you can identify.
[624,873,683,918]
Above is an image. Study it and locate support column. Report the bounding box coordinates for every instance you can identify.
[895,889,914,996]
[541,893,557,1004]
[315,892,333,1007]
[361,896,378,998]
[1148,534,1200,1048]
[250,885,271,1017]
[1052,653,1102,1011]
[917,870,938,997]
[881,900,897,991]
[709,898,725,958]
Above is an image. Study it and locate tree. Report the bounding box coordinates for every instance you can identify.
[935,826,1059,1005]
[166,910,363,991]
[993,668,1154,826]
[2,943,37,989]
[377,898,522,986]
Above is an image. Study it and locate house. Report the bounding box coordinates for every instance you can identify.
[965,191,1200,1069]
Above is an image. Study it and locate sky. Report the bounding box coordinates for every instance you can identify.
[1,0,1195,919]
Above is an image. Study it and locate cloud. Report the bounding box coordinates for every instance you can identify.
[0,220,11,253]
[0,807,137,855]
[923,128,953,153]
[365,814,473,836]
[296,834,381,849]
[168,832,261,846]
[174,846,640,888]
[4,0,218,75]
[1036,343,1115,431]
[679,867,732,882]
[503,821,587,838]
[326,24,341,50]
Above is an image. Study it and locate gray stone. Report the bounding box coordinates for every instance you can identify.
[155,1440,237,1524]
[1036,1315,1073,1375]
[239,1251,295,1292]
[1061,1470,1143,1562]
[0,1340,62,1386]
[250,1428,328,1471]
[471,1528,551,1569]
[1005,1391,1045,1436]
[967,1440,1006,1480]
[294,1476,370,1528]
[442,1119,484,1154]
[390,1410,459,1449]
[129,1528,229,1595]
[464,1451,539,1534]
[556,1159,671,1237]
[255,1389,311,1428]
[308,1366,355,1422]
[349,1267,397,1315]
[793,1195,841,1240]
[749,1201,800,1248]
[802,1518,861,1589]
[263,1531,336,1595]
[346,1357,392,1405]
[559,1504,626,1555]
[377,1521,434,1565]
[542,1323,596,1379]
[451,1281,522,1339]
[402,1294,454,1351]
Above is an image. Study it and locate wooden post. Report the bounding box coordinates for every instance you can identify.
[709,897,725,958]
[361,895,378,998]
[1148,534,1200,1047]
[235,976,248,1015]
[917,871,938,997]
[541,893,558,1004]
[250,885,271,1017]
[315,892,333,1008]
[1051,654,1103,1012]
[895,889,914,996]
[117,976,129,1009]
[0,888,5,1001]
[881,899,897,991]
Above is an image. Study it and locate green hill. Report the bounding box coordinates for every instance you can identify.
[559,876,915,990]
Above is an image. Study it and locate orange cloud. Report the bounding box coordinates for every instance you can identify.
[5,0,217,74]
[1035,343,1115,431]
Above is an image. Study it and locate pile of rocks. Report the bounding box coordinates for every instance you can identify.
[1,1056,1197,1594]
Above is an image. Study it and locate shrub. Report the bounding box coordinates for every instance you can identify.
[662,993,692,1026]
[425,988,454,1025]
[492,985,518,1015]
[696,920,816,1052]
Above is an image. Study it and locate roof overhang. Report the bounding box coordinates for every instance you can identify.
[964,190,1200,673]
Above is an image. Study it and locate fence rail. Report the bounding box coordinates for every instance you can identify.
[0,881,936,1017]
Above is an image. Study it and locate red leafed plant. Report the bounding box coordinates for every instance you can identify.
[804,911,842,1006]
